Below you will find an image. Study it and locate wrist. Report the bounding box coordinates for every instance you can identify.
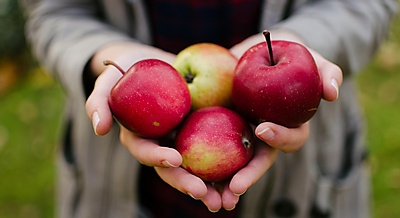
[269,29,306,45]
[89,41,140,77]
[230,29,306,59]
[90,41,176,76]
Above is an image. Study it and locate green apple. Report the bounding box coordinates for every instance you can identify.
[172,43,238,110]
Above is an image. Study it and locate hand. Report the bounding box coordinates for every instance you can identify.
[85,40,183,171]
[85,41,175,135]
[118,126,183,168]
[155,139,278,212]
[85,41,279,213]
[253,41,342,153]
[84,41,183,170]
[231,30,343,152]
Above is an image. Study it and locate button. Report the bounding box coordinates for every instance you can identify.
[273,198,296,217]
[311,204,331,218]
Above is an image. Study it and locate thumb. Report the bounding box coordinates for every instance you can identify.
[309,49,343,102]
[85,67,122,135]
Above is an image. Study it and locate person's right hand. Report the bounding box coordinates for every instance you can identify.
[85,41,182,167]
[85,41,176,136]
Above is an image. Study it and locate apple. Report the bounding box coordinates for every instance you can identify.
[172,43,238,110]
[174,106,254,182]
[106,59,191,138]
[232,30,323,128]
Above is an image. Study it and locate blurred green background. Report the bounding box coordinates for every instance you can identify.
[0,2,399,218]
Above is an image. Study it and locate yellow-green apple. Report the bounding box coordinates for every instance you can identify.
[172,43,238,110]
[106,59,191,138]
[174,106,254,182]
[232,31,323,128]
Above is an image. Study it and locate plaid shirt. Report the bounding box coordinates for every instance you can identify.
[139,166,241,218]
[141,1,262,217]
[145,0,262,54]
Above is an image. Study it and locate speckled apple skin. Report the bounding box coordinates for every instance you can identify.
[232,40,323,128]
[109,59,191,138]
[173,43,238,110]
[175,106,254,182]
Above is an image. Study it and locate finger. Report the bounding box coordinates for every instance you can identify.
[229,144,278,196]
[154,166,208,200]
[255,122,309,153]
[310,50,343,102]
[318,59,343,101]
[221,183,240,211]
[213,182,240,211]
[201,183,223,213]
[120,127,182,167]
[85,67,122,135]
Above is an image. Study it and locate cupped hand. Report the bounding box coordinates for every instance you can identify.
[85,41,175,136]
[85,33,343,213]
[252,44,342,152]
[85,41,183,167]
[231,30,343,152]
[155,139,278,212]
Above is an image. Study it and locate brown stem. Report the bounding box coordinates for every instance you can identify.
[262,30,275,66]
[103,60,126,75]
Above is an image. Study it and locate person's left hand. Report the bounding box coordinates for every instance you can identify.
[154,29,343,212]
[230,30,343,153]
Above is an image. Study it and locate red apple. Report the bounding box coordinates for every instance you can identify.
[232,31,323,128]
[106,59,191,138]
[175,106,254,182]
[172,43,238,110]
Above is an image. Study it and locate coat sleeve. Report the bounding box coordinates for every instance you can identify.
[274,0,398,75]
[20,0,135,97]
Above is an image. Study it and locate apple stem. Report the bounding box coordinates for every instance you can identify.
[103,60,126,75]
[184,72,195,84]
[242,138,252,149]
[262,30,275,66]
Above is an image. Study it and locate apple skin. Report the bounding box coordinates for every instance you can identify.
[174,106,254,182]
[232,40,323,128]
[172,43,238,110]
[108,59,191,138]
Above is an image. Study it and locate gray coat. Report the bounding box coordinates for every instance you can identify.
[21,0,397,217]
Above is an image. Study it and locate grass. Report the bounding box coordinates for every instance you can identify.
[356,18,400,216]
[0,11,399,218]
[0,67,64,218]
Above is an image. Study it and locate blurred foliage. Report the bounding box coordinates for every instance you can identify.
[0,0,35,97]
[0,0,27,57]
[355,11,400,217]
[0,1,63,217]
[0,68,63,218]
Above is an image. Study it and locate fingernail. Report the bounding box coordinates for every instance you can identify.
[331,79,339,100]
[234,189,247,197]
[92,111,100,135]
[225,205,236,211]
[187,192,200,200]
[208,208,220,213]
[257,127,274,141]
[162,160,179,168]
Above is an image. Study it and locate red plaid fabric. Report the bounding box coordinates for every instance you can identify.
[139,1,262,217]
[139,166,241,218]
[145,0,263,54]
